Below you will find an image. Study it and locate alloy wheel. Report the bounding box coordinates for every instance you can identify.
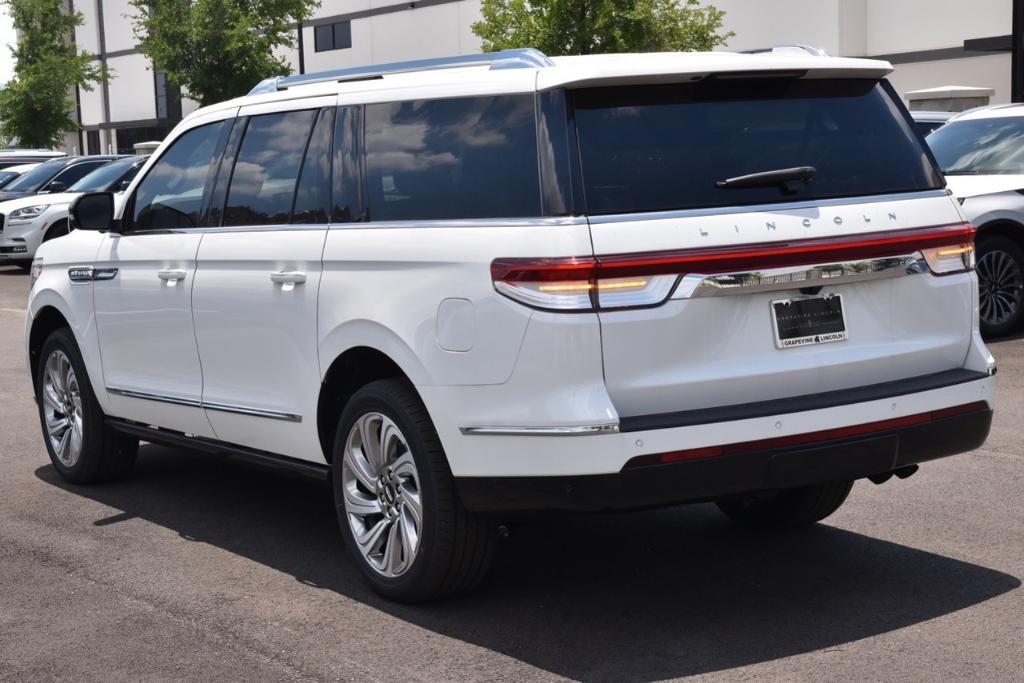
[977,248,1024,327]
[42,349,84,467]
[341,412,423,578]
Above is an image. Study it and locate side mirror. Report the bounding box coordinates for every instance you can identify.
[70,192,116,232]
[46,181,67,193]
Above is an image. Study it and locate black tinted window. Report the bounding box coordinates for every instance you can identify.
[573,80,942,215]
[132,121,226,229]
[50,161,109,188]
[292,107,334,224]
[364,95,540,221]
[223,110,317,226]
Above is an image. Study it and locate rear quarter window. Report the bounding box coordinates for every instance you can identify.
[572,79,943,215]
[364,95,541,221]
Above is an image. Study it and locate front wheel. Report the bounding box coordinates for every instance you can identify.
[36,328,138,483]
[976,235,1024,338]
[332,379,497,602]
[716,480,853,529]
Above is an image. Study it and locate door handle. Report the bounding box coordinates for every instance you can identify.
[157,269,186,285]
[271,271,307,289]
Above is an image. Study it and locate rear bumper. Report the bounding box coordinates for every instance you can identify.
[455,404,992,513]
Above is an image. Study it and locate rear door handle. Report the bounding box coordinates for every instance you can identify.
[271,271,307,288]
[157,269,186,285]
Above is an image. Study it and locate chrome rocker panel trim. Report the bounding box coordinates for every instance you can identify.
[460,423,620,436]
[106,387,302,423]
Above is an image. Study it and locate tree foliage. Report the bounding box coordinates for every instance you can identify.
[0,0,105,149]
[130,0,319,107]
[473,0,733,55]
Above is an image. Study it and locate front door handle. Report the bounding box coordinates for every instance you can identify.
[157,269,186,285]
[271,271,307,290]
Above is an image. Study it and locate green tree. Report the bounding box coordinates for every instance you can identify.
[0,0,105,149]
[130,0,319,107]
[473,0,733,55]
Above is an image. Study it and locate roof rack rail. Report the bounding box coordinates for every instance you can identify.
[248,48,554,96]
[740,44,829,57]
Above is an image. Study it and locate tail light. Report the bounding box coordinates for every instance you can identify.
[492,223,976,312]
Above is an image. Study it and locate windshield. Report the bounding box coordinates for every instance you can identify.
[928,117,1024,175]
[69,157,141,192]
[2,158,66,192]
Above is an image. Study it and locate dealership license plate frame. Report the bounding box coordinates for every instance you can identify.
[771,294,848,349]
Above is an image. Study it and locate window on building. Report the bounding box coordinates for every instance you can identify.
[222,109,318,226]
[314,21,352,52]
[154,71,182,121]
[364,95,541,221]
[86,130,101,155]
[131,120,227,230]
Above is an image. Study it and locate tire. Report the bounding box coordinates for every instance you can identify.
[36,328,138,484]
[716,480,854,529]
[42,219,70,243]
[332,378,497,602]
[976,234,1024,338]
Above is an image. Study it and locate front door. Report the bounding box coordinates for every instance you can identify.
[192,102,335,461]
[93,115,233,436]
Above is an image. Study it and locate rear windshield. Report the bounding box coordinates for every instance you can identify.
[927,116,1024,175]
[572,79,942,215]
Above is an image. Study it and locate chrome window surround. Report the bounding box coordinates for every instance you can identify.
[106,386,302,423]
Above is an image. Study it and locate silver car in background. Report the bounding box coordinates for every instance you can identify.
[927,104,1024,337]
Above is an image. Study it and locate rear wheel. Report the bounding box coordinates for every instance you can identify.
[976,234,1024,338]
[716,480,854,529]
[332,379,497,602]
[36,328,138,483]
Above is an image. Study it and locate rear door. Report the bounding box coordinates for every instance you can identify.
[191,97,335,462]
[569,77,973,419]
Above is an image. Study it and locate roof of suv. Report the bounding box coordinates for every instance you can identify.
[948,103,1024,122]
[192,48,894,126]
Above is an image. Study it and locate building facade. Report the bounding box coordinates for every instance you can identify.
[68,0,1013,154]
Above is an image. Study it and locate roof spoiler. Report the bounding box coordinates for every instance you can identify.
[247,48,554,96]
[740,44,830,57]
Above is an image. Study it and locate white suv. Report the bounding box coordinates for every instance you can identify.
[26,48,996,602]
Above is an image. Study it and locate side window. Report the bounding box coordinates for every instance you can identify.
[50,161,108,188]
[291,107,334,224]
[222,109,318,226]
[131,121,226,230]
[364,95,541,221]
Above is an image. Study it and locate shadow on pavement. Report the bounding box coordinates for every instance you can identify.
[36,443,1021,681]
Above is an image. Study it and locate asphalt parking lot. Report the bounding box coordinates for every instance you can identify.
[1,263,1022,682]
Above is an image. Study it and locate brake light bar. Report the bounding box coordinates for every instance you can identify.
[623,400,990,469]
[492,223,975,311]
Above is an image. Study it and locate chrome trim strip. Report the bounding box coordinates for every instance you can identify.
[106,387,302,422]
[673,254,927,299]
[460,423,620,436]
[107,386,202,408]
[586,190,948,225]
[146,216,587,235]
[202,400,303,423]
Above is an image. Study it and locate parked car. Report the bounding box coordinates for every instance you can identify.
[0,155,124,202]
[26,48,995,602]
[0,162,39,189]
[926,104,1024,336]
[0,149,64,170]
[0,156,147,268]
[910,110,953,136]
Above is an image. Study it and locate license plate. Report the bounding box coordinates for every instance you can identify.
[771,294,847,349]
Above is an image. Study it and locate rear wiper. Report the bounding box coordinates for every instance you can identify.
[716,166,816,193]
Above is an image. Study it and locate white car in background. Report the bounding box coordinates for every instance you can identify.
[926,104,1024,336]
[0,163,40,190]
[0,156,147,268]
